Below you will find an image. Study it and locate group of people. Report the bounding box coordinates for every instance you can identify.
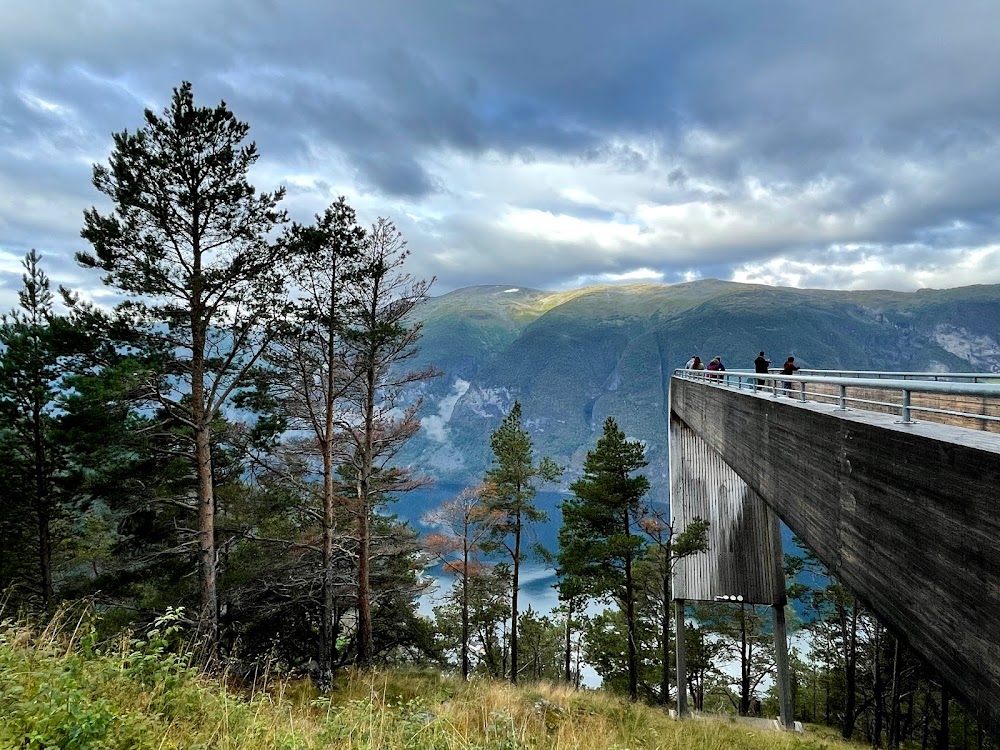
[685,350,801,395]
[684,354,726,379]
[755,351,800,394]
[685,354,728,383]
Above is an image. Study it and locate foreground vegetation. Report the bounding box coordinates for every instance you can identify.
[0,610,854,750]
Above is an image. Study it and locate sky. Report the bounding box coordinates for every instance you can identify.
[3,0,1000,309]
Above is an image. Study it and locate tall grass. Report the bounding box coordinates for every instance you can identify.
[0,608,855,750]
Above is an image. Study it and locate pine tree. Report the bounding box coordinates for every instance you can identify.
[558,416,649,700]
[638,506,709,704]
[483,401,561,684]
[691,600,776,715]
[264,197,365,683]
[78,81,289,646]
[339,218,436,666]
[0,251,64,608]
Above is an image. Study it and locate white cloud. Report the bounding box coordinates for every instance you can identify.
[4,1,1000,296]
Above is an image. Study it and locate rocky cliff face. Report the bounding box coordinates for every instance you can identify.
[397,280,1000,490]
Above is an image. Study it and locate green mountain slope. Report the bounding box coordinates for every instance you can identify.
[399,280,1000,489]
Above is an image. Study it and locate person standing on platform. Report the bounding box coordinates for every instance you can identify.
[707,356,725,381]
[754,351,770,390]
[781,356,800,396]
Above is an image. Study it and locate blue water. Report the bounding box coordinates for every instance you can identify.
[394,482,819,618]
[395,481,567,553]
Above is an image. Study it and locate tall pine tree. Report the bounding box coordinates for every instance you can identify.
[264,197,365,683]
[483,401,561,684]
[339,218,436,666]
[0,251,64,608]
[79,81,289,646]
[558,416,648,700]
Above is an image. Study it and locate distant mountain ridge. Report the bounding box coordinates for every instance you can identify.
[397,280,1000,492]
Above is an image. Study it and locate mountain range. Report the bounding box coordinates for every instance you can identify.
[397,279,1000,492]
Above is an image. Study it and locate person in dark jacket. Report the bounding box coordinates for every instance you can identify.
[754,351,770,390]
[781,356,800,396]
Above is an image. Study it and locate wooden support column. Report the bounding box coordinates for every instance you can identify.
[769,506,794,728]
[773,603,794,726]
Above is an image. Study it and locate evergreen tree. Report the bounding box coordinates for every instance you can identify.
[637,506,709,704]
[517,606,564,681]
[0,251,65,608]
[483,401,561,684]
[554,573,589,684]
[78,81,289,646]
[692,600,776,716]
[558,416,648,700]
[339,218,436,666]
[433,565,511,678]
[263,197,365,684]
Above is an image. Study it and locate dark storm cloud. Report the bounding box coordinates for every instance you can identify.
[3,0,1000,306]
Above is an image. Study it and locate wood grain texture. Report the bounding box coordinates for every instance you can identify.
[670,377,1000,729]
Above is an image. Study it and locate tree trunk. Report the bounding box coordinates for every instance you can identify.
[194,421,217,647]
[625,547,638,701]
[574,632,582,688]
[319,270,341,685]
[510,511,521,684]
[873,625,885,746]
[889,637,902,750]
[461,540,470,680]
[936,684,949,750]
[920,682,932,749]
[740,604,751,716]
[192,272,218,649]
[355,351,377,667]
[564,598,573,683]
[356,478,372,666]
[826,671,831,725]
[31,389,53,610]
[319,441,336,684]
[841,600,859,740]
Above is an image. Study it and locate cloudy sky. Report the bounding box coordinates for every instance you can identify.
[3,0,1000,308]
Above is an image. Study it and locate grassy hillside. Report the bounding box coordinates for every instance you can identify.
[0,611,854,750]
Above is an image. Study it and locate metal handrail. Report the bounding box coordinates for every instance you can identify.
[723,368,999,382]
[673,369,1000,426]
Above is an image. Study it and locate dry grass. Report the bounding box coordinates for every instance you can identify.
[0,609,857,750]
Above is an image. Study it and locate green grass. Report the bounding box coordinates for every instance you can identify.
[0,609,860,750]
